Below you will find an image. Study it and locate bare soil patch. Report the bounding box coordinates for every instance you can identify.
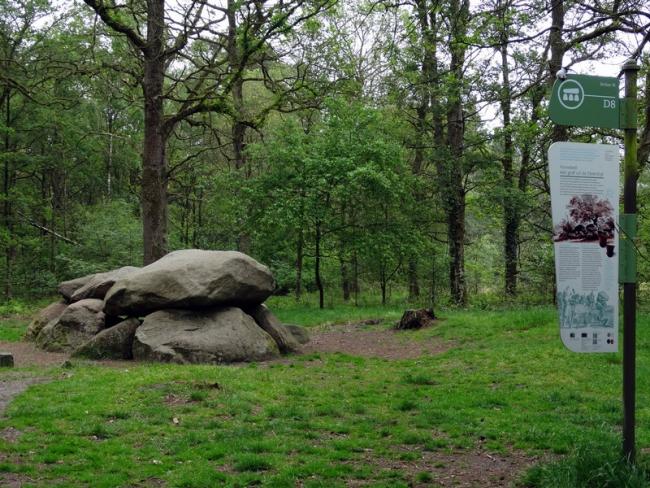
[0,341,67,368]
[0,426,23,442]
[0,473,37,488]
[353,446,541,487]
[301,322,450,360]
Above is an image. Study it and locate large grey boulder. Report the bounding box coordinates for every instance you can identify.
[132,307,279,364]
[35,299,105,352]
[58,274,95,301]
[246,304,300,354]
[104,250,275,316]
[70,266,139,302]
[24,301,68,341]
[73,318,140,360]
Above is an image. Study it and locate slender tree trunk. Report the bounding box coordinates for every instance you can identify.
[445,0,469,306]
[49,170,57,272]
[315,222,324,309]
[194,187,203,247]
[429,237,436,308]
[141,0,169,265]
[228,0,252,255]
[339,203,350,301]
[498,2,517,296]
[106,111,114,198]
[408,102,426,301]
[340,257,351,301]
[3,90,13,299]
[549,0,567,143]
[228,0,247,173]
[410,0,441,301]
[295,230,303,300]
[408,260,420,301]
[352,248,359,305]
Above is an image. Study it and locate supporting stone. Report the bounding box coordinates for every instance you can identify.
[0,353,14,367]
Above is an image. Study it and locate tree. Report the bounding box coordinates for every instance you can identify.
[82,0,335,264]
[249,98,410,307]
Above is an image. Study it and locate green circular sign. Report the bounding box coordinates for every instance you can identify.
[558,79,585,110]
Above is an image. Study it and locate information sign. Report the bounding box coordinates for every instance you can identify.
[549,75,620,129]
[549,142,619,352]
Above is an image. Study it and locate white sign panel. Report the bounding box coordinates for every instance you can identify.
[549,142,619,353]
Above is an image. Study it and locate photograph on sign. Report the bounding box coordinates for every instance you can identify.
[548,142,619,353]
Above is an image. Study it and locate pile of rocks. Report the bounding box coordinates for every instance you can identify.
[25,250,308,364]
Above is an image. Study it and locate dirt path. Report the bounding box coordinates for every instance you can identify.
[350,446,542,487]
[0,377,47,416]
[0,342,67,419]
[0,341,68,368]
[301,322,450,360]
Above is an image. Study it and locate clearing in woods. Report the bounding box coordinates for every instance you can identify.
[0,301,649,487]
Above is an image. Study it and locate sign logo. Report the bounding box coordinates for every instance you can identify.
[558,79,584,110]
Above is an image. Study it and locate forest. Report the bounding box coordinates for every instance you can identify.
[2,0,650,308]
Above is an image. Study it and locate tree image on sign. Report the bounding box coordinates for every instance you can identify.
[553,195,615,250]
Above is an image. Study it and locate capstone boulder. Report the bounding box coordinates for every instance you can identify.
[70,266,140,302]
[104,250,275,317]
[58,274,95,301]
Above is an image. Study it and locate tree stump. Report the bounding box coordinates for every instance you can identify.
[0,353,14,367]
[394,309,436,330]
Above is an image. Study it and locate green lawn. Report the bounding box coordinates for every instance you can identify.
[1,301,649,487]
[0,317,31,342]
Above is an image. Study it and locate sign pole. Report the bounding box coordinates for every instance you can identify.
[622,58,639,463]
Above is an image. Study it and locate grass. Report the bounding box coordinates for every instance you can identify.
[1,297,650,486]
[266,295,406,327]
[0,318,30,342]
[0,296,58,342]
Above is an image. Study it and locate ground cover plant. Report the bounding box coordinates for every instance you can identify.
[1,298,650,487]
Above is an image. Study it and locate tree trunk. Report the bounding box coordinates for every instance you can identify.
[141,0,168,265]
[352,248,359,305]
[411,0,439,302]
[295,230,303,300]
[408,259,420,301]
[408,103,426,301]
[549,0,567,143]
[445,0,469,306]
[429,239,436,309]
[315,223,324,309]
[498,2,517,296]
[339,203,350,301]
[227,0,247,172]
[106,109,114,198]
[3,89,13,300]
[340,257,351,301]
[228,0,252,255]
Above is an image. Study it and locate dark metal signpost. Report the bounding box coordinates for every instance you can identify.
[549,60,639,462]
